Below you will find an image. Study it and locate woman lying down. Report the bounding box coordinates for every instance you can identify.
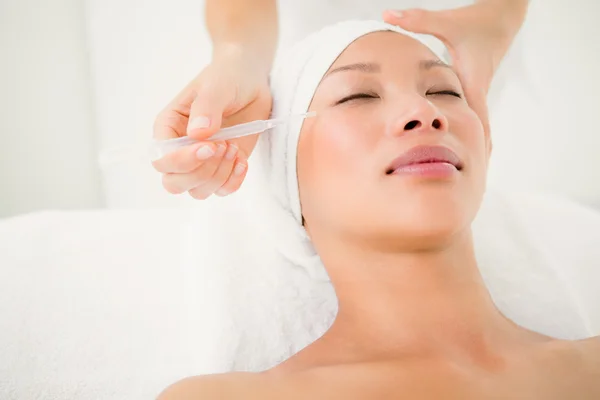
[159,21,600,399]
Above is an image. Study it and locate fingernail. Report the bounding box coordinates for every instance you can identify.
[215,188,230,197]
[188,116,211,132]
[390,10,403,18]
[233,162,247,176]
[225,144,238,161]
[196,145,215,160]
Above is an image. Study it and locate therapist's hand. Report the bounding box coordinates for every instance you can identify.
[383,0,528,136]
[152,49,272,199]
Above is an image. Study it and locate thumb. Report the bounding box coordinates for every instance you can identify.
[383,9,451,42]
[186,84,234,140]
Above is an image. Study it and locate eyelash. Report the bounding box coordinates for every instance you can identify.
[335,89,462,105]
[335,93,377,104]
[428,90,463,98]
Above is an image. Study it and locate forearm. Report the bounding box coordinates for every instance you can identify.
[476,0,528,8]
[205,0,278,74]
[477,0,529,33]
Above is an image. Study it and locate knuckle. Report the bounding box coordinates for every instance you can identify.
[153,109,186,140]
[153,110,171,132]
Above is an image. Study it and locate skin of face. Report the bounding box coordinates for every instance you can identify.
[297,31,491,254]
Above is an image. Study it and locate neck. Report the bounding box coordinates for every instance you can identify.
[315,230,529,362]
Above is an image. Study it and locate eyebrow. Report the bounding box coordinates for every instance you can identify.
[324,59,453,79]
[325,62,381,77]
[419,59,453,71]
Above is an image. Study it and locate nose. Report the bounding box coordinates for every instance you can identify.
[387,97,449,136]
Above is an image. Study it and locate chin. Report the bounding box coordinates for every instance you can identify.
[381,200,472,249]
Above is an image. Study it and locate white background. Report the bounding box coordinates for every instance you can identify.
[1,0,599,218]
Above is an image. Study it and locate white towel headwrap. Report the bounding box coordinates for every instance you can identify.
[250,20,448,281]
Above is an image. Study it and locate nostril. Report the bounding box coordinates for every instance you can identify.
[432,119,442,129]
[404,120,421,130]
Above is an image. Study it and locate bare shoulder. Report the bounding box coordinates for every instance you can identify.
[530,336,600,396]
[156,372,262,400]
[568,336,600,396]
[535,336,600,366]
[573,335,600,368]
[579,335,600,351]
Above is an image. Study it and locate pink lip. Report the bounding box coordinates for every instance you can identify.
[387,145,463,178]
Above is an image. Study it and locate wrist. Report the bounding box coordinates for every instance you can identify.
[212,42,273,77]
[212,42,249,66]
[484,0,529,34]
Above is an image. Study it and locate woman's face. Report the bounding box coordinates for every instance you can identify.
[297,31,490,250]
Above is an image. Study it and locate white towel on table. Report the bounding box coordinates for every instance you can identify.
[1,194,598,399]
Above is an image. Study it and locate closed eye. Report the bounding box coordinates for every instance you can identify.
[336,93,378,105]
[427,90,463,99]
[336,90,462,105]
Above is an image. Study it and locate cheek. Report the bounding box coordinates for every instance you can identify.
[450,106,488,166]
[301,110,378,173]
[449,106,489,210]
[297,112,379,219]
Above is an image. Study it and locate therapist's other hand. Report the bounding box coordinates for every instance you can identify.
[383,0,527,135]
[152,49,272,199]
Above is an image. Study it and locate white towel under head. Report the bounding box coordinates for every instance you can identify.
[250,20,449,281]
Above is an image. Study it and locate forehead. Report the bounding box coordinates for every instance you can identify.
[329,31,440,70]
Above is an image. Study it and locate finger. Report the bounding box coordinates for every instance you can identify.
[215,158,248,197]
[189,143,238,200]
[151,141,217,174]
[161,142,227,194]
[153,109,188,140]
[154,88,197,140]
[186,82,235,141]
[382,9,451,43]
[214,146,249,196]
